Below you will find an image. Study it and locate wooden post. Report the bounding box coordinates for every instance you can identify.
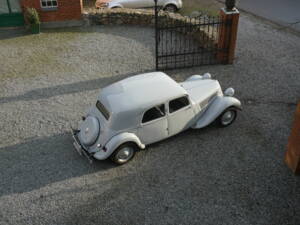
[80,0,83,12]
[217,8,239,64]
[285,102,300,175]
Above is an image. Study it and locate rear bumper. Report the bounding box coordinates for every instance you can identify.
[71,128,94,164]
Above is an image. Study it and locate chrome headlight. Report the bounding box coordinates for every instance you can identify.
[224,88,235,97]
[202,73,211,79]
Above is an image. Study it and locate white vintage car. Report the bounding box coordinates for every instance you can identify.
[72,72,241,164]
[105,0,182,12]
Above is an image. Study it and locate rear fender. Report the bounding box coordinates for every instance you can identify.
[192,96,241,129]
[93,132,145,160]
[108,3,123,8]
[163,0,182,9]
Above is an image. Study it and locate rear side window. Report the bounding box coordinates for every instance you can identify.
[142,104,165,124]
[169,96,190,113]
[96,100,110,120]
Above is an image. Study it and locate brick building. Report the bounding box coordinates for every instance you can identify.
[0,0,83,27]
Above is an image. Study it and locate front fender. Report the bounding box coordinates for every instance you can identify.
[93,132,145,160]
[192,96,241,129]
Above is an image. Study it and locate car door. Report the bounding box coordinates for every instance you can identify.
[138,104,168,145]
[141,0,155,8]
[167,96,195,136]
[122,0,148,8]
[157,0,166,7]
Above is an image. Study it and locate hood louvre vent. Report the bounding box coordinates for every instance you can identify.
[200,92,217,109]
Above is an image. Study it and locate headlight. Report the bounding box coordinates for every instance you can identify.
[224,88,235,97]
[202,73,211,79]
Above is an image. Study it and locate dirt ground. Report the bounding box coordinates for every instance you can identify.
[180,0,222,15]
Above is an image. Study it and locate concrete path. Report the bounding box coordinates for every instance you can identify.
[220,0,300,32]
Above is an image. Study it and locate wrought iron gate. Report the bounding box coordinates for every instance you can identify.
[154,1,232,70]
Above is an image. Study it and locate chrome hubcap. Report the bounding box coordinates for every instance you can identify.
[221,111,235,125]
[116,147,134,163]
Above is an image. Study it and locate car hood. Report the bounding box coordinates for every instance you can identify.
[180,79,221,104]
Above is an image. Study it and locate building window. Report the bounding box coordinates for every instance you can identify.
[40,0,58,8]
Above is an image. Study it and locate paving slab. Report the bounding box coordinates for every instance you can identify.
[219,0,300,32]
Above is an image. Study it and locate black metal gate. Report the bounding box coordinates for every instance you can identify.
[154,1,231,70]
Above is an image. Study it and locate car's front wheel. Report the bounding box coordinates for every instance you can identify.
[110,143,137,165]
[218,107,237,127]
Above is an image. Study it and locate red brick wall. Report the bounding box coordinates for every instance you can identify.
[285,102,300,174]
[21,0,83,22]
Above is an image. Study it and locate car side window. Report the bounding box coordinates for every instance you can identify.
[169,96,190,113]
[142,104,165,124]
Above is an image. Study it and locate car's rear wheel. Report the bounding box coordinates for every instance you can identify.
[218,107,237,127]
[164,4,177,12]
[110,143,137,165]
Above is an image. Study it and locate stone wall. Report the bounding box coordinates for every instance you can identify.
[85,8,154,26]
[84,8,218,47]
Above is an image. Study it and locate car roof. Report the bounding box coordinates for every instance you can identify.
[99,72,187,115]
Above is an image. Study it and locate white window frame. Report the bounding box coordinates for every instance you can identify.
[40,0,58,9]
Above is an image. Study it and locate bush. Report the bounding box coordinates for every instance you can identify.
[25,8,41,25]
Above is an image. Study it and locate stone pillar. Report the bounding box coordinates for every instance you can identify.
[217,8,239,64]
[285,102,300,175]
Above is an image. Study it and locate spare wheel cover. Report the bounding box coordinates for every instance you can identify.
[79,116,100,146]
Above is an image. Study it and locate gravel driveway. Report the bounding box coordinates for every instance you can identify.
[0,13,300,225]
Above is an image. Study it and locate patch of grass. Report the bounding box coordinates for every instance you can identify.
[179,0,223,16]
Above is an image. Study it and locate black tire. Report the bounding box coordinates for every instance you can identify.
[164,4,177,13]
[110,143,137,165]
[217,107,237,127]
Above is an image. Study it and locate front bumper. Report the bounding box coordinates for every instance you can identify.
[71,128,94,164]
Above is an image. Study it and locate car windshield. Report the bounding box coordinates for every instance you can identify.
[96,100,110,120]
